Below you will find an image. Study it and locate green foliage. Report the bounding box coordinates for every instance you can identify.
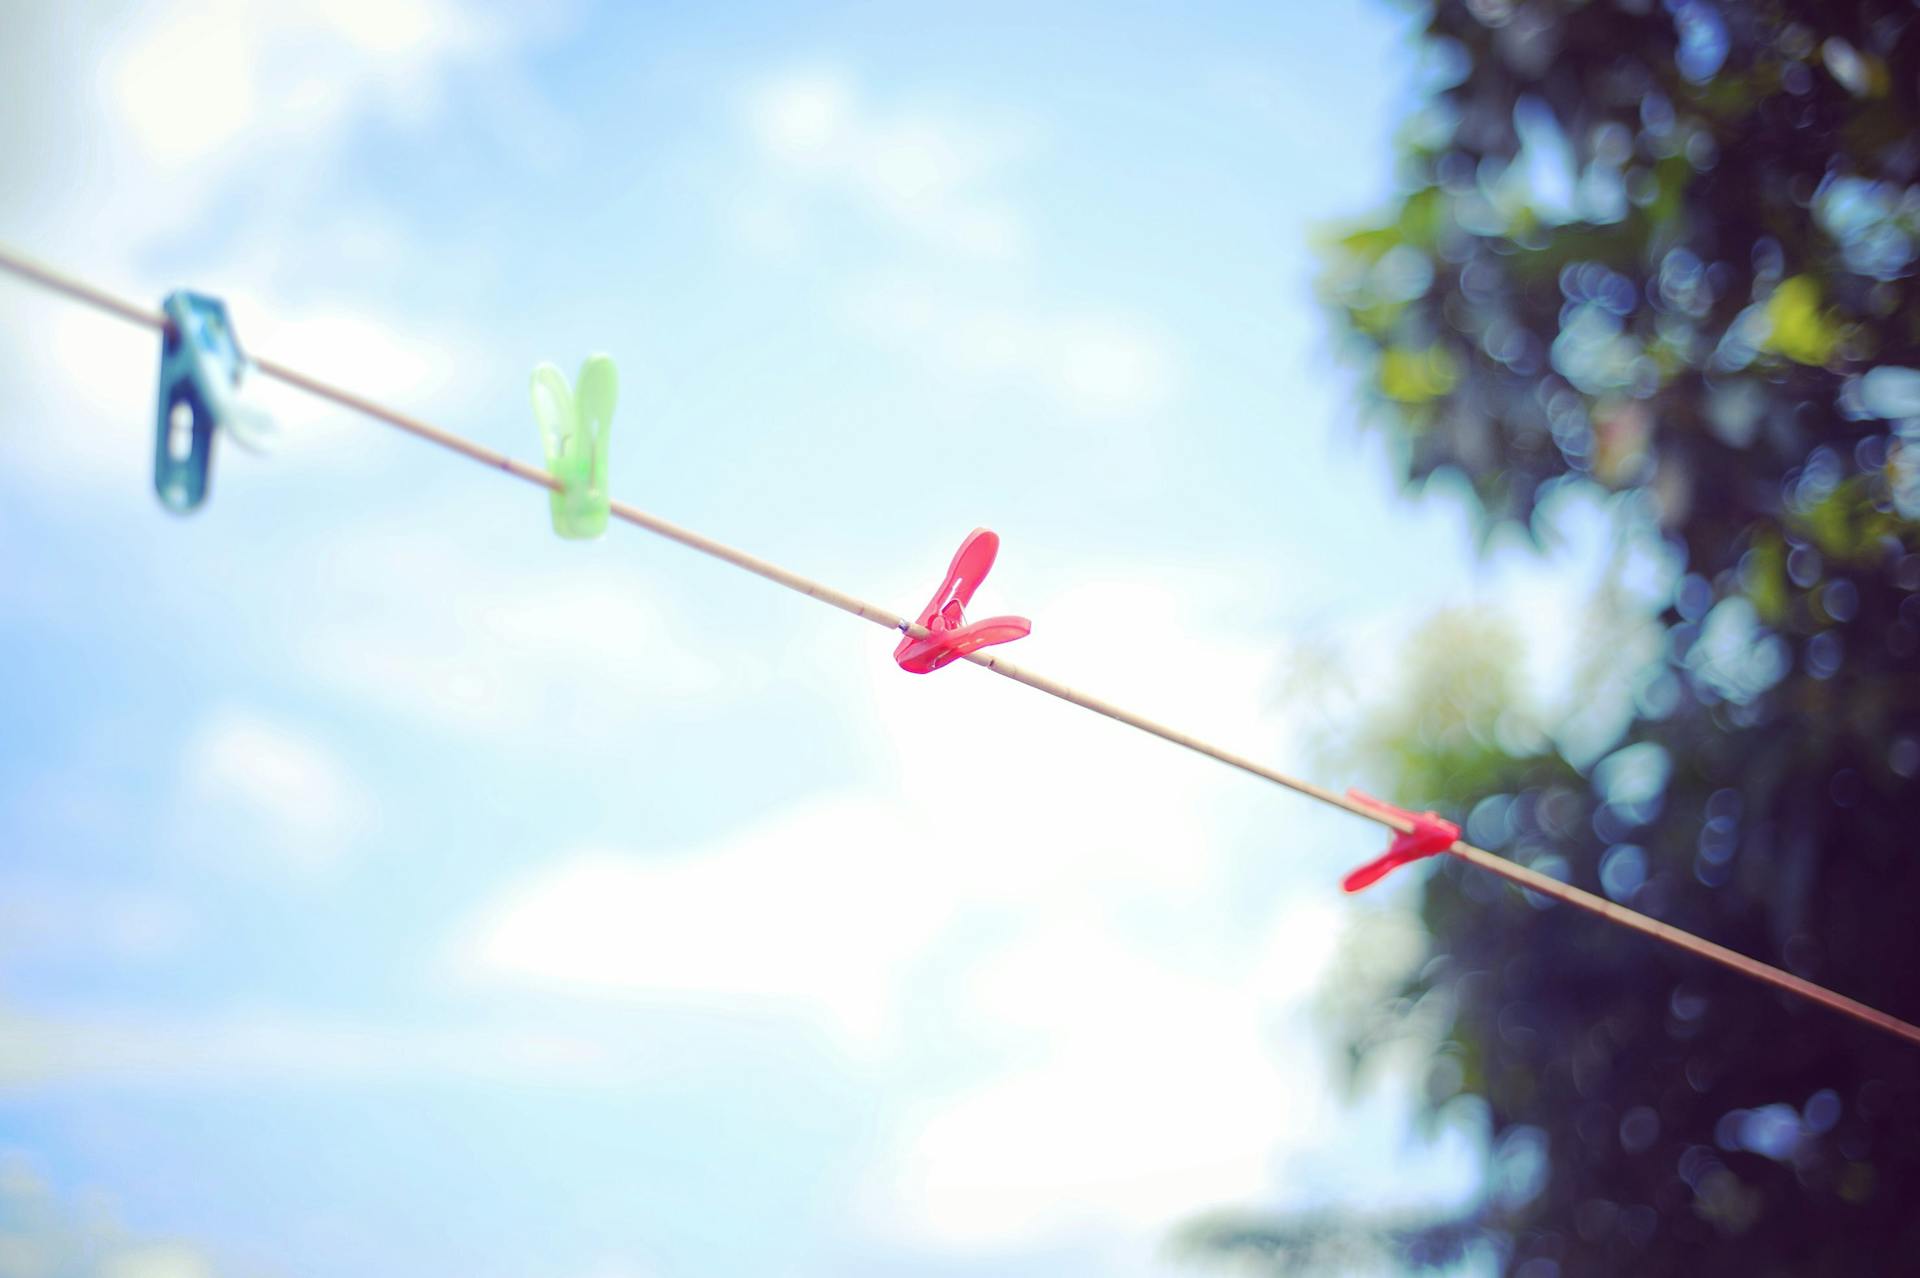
[1215,2,1920,1275]
[1761,274,1843,365]
[1173,1208,1490,1274]
[1348,609,1540,806]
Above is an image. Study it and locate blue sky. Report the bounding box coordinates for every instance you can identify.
[0,3,1649,1276]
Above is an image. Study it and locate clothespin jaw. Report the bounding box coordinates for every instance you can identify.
[894,528,1031,674]
[1341,788,1460,892]
[153,291,272,513]
[531,355,617,540]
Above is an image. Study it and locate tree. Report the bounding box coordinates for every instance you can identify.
[1192,2,1920,1274]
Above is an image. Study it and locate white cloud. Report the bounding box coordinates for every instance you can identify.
[0,882,195,964]
[740,69,1029,260]
[227,294,480,470]
[733,68,1182,420]
[109,6,261,166]
[868,914,1334,1251]
[846,278,1179,419]
[1056,317,1179,416]
[455,798,940,1049]
[289,527,739,737]
[101,1247,217,1278]
[0,305,161,497]
[3,0,556,281]
[179,708,368,873]
[1249,899,1350,1006]
[0,1004,630,1090]
[746,70,855,167]
[107,0,504,176]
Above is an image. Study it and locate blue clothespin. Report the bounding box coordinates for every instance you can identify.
[154,291,272,513]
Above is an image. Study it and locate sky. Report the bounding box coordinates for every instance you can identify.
[0,3,1644,1276]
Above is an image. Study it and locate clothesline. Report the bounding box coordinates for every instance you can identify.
[3,240,1915,1051]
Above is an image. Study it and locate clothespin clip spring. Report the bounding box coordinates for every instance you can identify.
[893,528,1031,674]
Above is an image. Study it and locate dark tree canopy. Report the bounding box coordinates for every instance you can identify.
[1195,2,1920,1275]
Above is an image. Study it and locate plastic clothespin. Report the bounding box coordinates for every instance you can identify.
[1341,788,1460,892]
[893,528,1031,674]
[530,355,617,539]
[154,291,273,513]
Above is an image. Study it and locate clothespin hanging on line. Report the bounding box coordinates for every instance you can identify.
[531,355,617,539]
[1341,789,1460,892]
[894,528,1031,673]
[153,291,273,512]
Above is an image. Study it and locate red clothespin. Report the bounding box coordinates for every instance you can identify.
[894,528,1031,674]
[1341,789,1460,892]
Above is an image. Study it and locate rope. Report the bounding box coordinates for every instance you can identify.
[3,241,1914,1049]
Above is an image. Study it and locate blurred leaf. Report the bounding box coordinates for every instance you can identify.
[1379,344,1460,402]
[1763,276,1841,366]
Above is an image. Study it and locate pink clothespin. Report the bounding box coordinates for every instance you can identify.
[1341,789,1460,892]
[894,528,1031,674]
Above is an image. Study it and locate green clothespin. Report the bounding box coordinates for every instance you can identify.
[530,354,617,539]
